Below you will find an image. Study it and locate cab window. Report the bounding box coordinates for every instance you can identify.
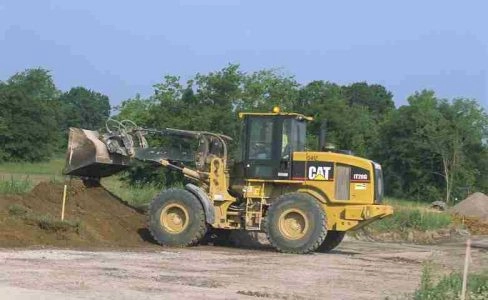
[248,118,274,160]
[281,119,306,159]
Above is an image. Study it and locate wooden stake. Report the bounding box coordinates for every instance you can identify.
[461,239,471,300]
[61,183,68,221]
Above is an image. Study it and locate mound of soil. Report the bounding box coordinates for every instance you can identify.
[0,181,150,248]
[450,192,488,222]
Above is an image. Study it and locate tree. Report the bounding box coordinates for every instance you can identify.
[296,81,379,156]
[115,94,154,126]
[343,82,395,119]
[377,91,445,200]
[0,69,60,161]
[6,68,60,102]
[240,69,300,111]
[429,98,488,203]
[377,90,488,202]
[59,87,111,130]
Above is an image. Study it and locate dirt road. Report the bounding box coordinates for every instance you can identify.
[1,238,486,300]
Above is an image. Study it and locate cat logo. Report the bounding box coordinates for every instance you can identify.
[308,166,332,181]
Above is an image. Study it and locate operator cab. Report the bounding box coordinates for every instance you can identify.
[236,108,312,180]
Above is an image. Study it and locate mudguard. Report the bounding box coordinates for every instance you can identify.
[185,183,215,224]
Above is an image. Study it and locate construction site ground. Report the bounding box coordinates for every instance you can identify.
[1,181,487,299]
[1,237,487,300]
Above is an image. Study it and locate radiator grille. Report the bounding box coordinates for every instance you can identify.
[335,165,350,200]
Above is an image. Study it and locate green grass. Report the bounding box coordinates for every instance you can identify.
[368,197,454,232]
[0,158,64,175]
[0,158,64,186]
[414,263,488,300]
[102,176,161,207]
[370,208,453,232]
[0,176,34,195]
[384,197,434,210]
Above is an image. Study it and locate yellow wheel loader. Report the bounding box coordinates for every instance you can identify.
[64,108,393,254]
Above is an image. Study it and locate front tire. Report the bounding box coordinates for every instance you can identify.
[316,230,346,252]
[264,193,327,254]
[148,188,207,247]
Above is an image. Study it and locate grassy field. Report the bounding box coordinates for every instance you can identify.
[0,158,64,187]
[0,158,64,176]
[369,198,453,232]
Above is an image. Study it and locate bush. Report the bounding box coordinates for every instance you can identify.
[120,161,184,188]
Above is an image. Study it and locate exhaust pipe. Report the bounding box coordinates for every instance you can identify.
[318,120,327,151]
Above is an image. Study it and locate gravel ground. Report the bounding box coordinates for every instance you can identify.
[1,237,487,300]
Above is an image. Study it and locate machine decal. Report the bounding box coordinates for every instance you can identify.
[351,167,370,182]
[292,161,335,181]
[354,183,367,190]
[308,164,333,180]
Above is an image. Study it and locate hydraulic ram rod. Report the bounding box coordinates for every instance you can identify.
[159,159,205,182]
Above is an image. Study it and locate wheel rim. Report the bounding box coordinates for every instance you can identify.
[160,203,189,234]
[278,209,309,240]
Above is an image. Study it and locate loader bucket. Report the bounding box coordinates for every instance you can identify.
[63,128,131,178]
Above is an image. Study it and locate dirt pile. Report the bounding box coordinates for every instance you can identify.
[0,181,150,248]
[450,192,488,222]
[450,192,488,234]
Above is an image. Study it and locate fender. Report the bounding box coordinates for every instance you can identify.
[185,183,215,224]
[297,186,329,204]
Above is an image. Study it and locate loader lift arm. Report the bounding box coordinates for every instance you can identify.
[64,118,232,181]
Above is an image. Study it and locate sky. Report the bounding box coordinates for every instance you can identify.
[0,0,487,110]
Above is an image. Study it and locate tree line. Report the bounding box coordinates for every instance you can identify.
[1,65,486,203]
[0,68,110,161]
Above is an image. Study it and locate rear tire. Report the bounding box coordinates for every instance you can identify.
[316,230,346,252]
[148,188,207,247]
[264,193,327,254]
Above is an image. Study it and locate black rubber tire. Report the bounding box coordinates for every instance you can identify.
[264,192,327,254]
[316,230,346,253]
[148,188,207,247]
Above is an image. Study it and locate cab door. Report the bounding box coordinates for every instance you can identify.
[243,116,282,179]
[243,116,306,180]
